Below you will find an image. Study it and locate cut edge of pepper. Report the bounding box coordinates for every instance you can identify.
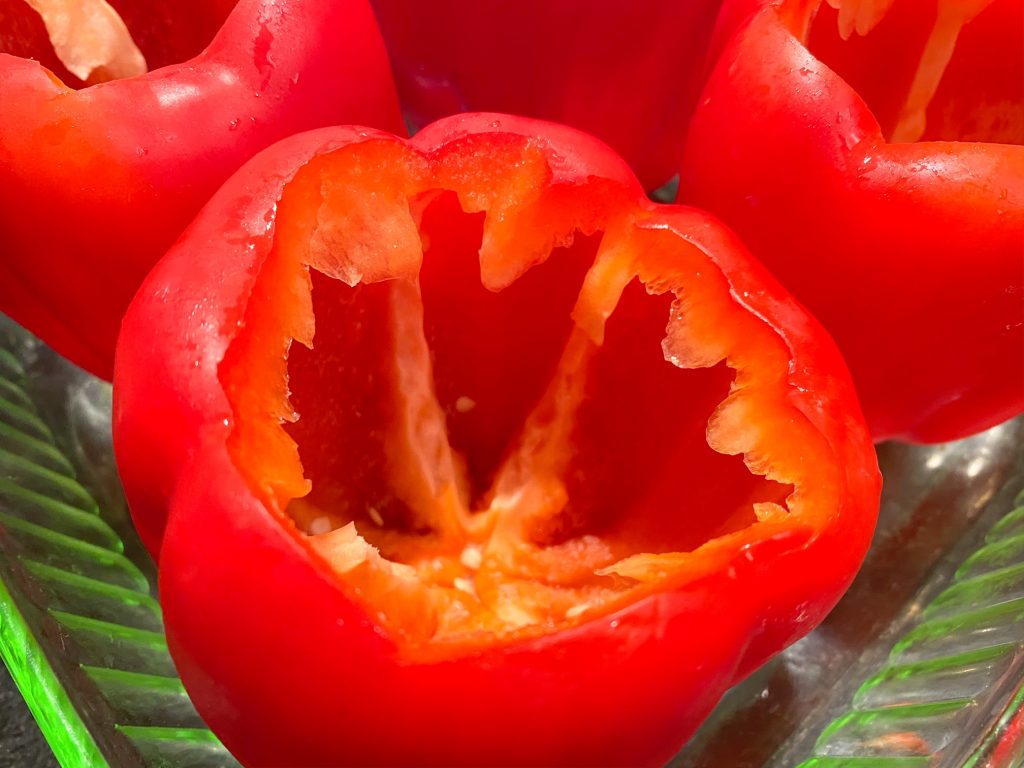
[215,131,841,656]
[777,0,1020,146]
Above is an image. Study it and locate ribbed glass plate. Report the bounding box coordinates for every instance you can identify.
[0,313,1022,767]
[0,317,239,768]
[795,484,1024,768]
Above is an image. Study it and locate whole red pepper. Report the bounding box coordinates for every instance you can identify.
[681,0,1024,443]
[0,0,403,379]
[113,114,880,765]
[369,0,724,190]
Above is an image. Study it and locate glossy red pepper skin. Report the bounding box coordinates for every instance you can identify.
[369,0,724,190]
[114,114,879,765]
[681,0,1024,443]
[0,0,403,379]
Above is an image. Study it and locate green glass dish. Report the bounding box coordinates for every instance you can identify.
[795,485,1024,768]
[0,319,238,768]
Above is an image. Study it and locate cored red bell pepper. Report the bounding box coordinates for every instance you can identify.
[113,114,880,765]
[681,0,1024,443]
[369,0,725,190]
[0,0,403,379]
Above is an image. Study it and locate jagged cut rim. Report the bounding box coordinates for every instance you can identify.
[216,130,842,653]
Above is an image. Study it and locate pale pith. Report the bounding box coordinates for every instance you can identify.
[826,0,998,142]
[23,0,147,83]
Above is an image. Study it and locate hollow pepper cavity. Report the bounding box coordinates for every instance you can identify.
[0,0,403,378]
[369,0,725,190]
[681,0,1024,443]
[113,114,881,766]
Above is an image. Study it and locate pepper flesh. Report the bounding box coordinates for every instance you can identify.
[682,0,1024,442]
[113,114,880,766]
[0,0,403,378]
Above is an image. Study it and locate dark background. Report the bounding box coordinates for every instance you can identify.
[0,663,56,768]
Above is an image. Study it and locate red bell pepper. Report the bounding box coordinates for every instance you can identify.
[369,0,725,190]
[681,0,1024,443]
[113,114,880,765]
[0,0,403,379]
